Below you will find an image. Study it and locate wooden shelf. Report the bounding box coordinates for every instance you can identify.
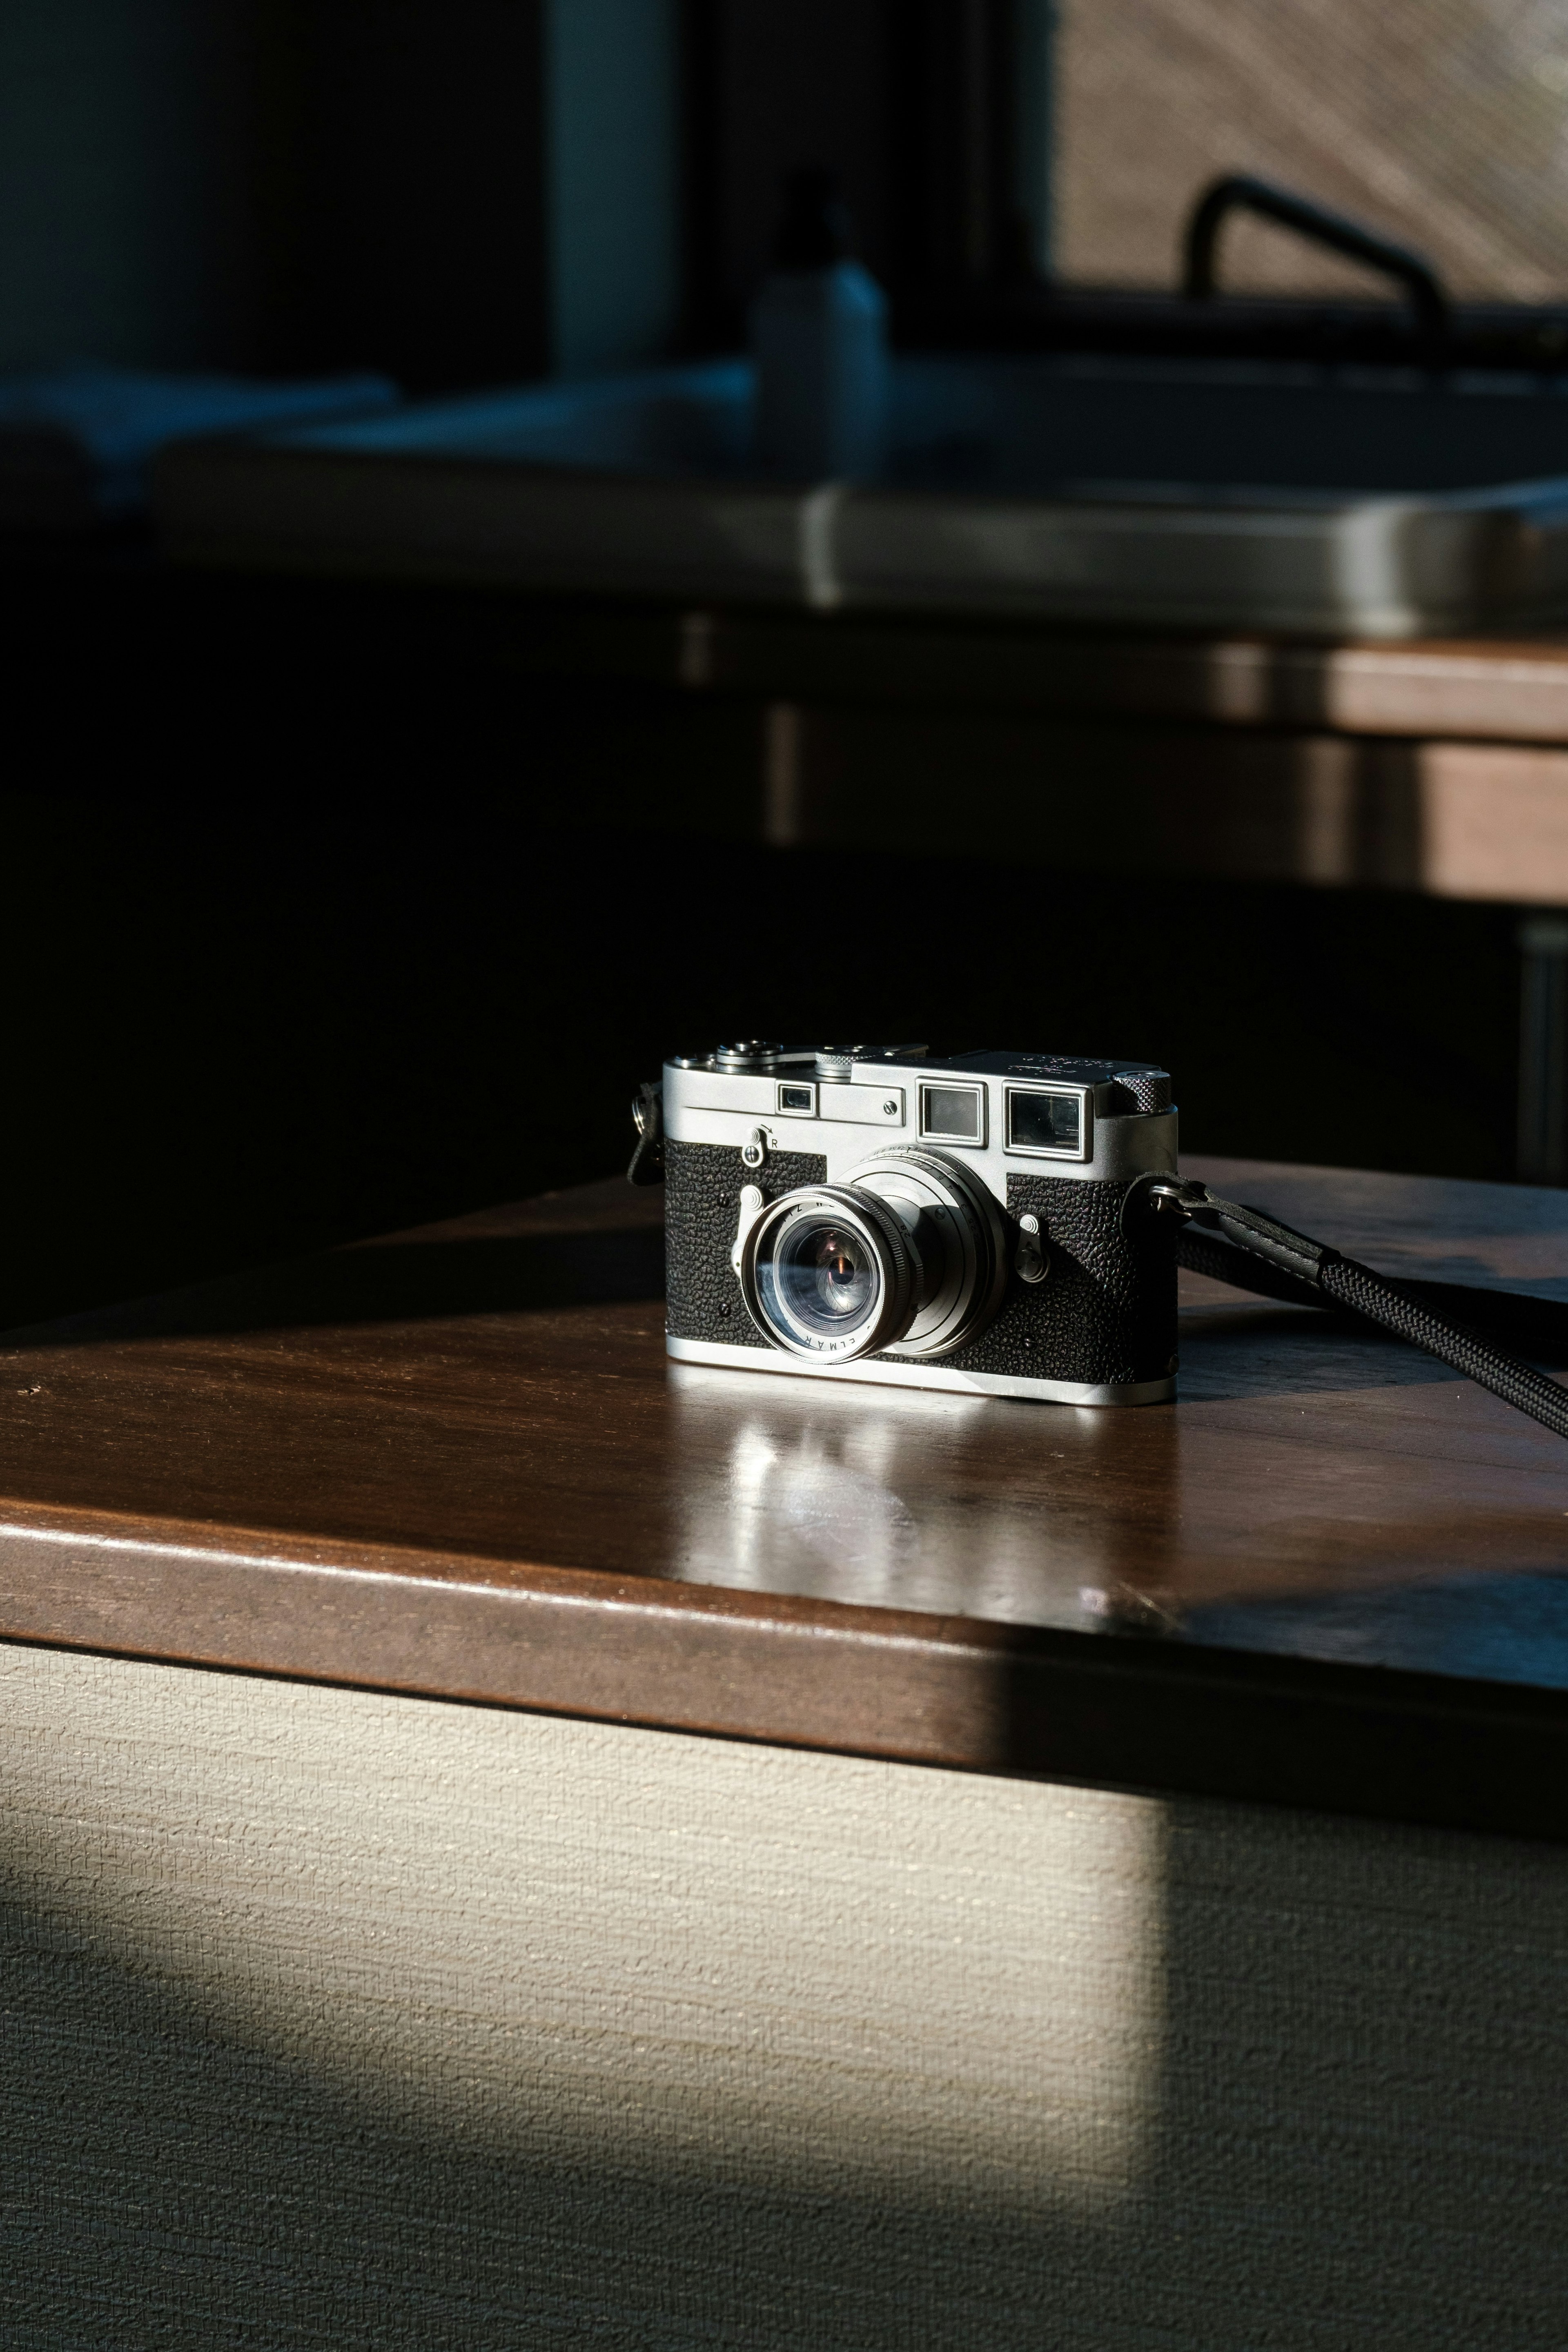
[503,601,1568,898]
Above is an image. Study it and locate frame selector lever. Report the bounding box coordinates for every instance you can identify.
[731,1185,765,1277]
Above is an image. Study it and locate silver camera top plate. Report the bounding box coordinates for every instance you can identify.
[662,1048,1177,1190]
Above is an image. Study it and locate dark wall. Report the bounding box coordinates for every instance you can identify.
[0,0,270,372]
[2,790,1520,1330]
[0,0,1006,383]
[0,0,551,388]
[267,0,550,389]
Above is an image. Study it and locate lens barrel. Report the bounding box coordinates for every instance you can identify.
[739,1153,1009,1364]
[844,1148,1009,1358]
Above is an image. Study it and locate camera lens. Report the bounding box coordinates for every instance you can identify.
[741,1186,920,1361]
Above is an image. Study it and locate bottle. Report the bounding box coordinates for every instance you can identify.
[751,169,888,482]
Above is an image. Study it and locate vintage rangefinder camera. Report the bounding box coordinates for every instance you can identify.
[636,1042,1180,1405]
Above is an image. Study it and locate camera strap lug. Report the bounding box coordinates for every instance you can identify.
[731,1184,766,1276]
[627,1081,665,1187]
[1143,1177,1332,1282]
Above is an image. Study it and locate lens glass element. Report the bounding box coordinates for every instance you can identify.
[772,1218,877,1337]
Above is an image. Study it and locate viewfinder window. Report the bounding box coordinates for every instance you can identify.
[920,1083,985,1145]
[1007,1088,1083,1156]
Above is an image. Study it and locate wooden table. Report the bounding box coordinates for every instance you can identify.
[8,1158,1568,2347]
[5,1155,1568,1840]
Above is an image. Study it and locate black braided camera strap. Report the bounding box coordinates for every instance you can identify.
[1155,1179,1568,1443]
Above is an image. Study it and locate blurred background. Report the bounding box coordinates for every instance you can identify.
[2,0,1564,1324]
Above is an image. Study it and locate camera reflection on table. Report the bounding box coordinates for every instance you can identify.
[666,1359,1183,1628]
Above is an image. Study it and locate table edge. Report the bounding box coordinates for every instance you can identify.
[2,1499,1563,1845]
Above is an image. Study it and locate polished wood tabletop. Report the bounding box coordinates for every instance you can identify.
[5,1156,1568,1839]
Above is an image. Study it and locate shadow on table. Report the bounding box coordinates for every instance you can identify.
[1176,1302,1469,1396]
[13,1214,1561,1414]
[2,1223,667,1348]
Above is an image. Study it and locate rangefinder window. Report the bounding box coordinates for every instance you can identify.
[920,1082,986,1145]
[1006,1087,1085,1158]
[777,1082,816,1114]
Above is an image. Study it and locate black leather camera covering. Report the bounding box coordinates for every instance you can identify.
[938,1172,1178,1385]
[664,1138,828,1349]
[664,1139,1178,1385]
